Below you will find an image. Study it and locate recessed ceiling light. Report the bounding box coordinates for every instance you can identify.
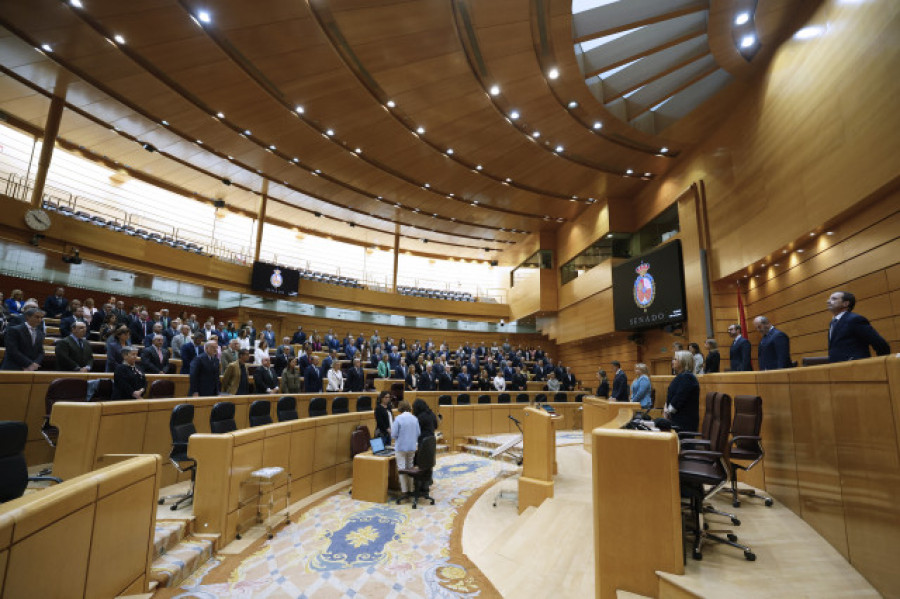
[489,84,500,96]
[216,112,224,118]
[314,169,321,174]
[505,178,512,183]
[325,129,334,136]
[40,44,52,52]
[354,148,362,154]
[794,26,826,40]
[660,146,668,153]
[243,129,251,136]
[292,157,299,163]
[782,249,788,254]
[797,249,805,253]
[424,183,430,188]
[195,139,203,144]
[532,131,541,138]
[555,145,564,153]
[416,126,425,135]
[626,169,634,175]
[510,110,520,120]
[295,105,304,114]
[70,0,83,7]
[227,155,233,160]
[161,120,169,126]
[809,232,816,236]
[476,165,483,170]
[774,263,780,267]
[113,34,125,44]
[548,67,559,79]
[446,148,454,155]
[268,145,276,150]
[197,10,212,24]
[826,231,834,235]
[386,100,396,108]
[448,193,454,197]
[735,12,750,25]
[592,122,602,130]
[740,34,756,48]
[567,101,578,109]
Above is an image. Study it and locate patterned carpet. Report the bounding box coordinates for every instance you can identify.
[166,453,516,598]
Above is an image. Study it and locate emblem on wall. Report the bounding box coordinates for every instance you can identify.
[633,261,655,311]
[269,268,284,289]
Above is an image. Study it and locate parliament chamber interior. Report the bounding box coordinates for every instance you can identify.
[0,0,897,597]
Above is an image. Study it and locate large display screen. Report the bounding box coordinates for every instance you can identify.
[612,240,686,331]
[250,262,299,297]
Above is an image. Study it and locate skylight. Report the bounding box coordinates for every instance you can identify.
[572,0,620,15]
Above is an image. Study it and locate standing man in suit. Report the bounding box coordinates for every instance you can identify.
[419,364,435,391]
[754,316,793,370]
[55,321,93,372]
[827,291,890,362]
[1,308,45,371]
[140,334,170,374]
[130,310,153,345]
[112,347,146,400]
[610,361,628,401]
[305,355,322,393]
[189,340,221,397]
[457,364,472,391]
[220,339,240,374]
[143,322,166,348]
[180,333,204,375]
[291,325,306,345]
[253,356,279,394]
[222,349,251,395]
[727,323,752,371]
[346,357,366,392]
[59,302,85,338]
[43,287,68,319]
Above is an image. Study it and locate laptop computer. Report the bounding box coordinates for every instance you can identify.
[369,437,395,456]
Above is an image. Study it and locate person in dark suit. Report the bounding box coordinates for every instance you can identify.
[305,355,323,393]
[826,291,890,362]
[754,316,793,370]
[253,356,279,394]
[140,334,171,374]
[437,370,454,391]
[222,349,251,395]
[291,326,306,345]
[43,287,68,319]
[105,326,131,373]
[374,390,394,446]
[346,357,366,392]
[395,358,410,385]
[1,308,45,371]
[418,365,436,392]
[142,322,166,348]
[610,361,628,402]
[703,339,720,373]
[180,333,204,374]
[59,304,86,338]
[130,311,154,345]
[111,347,146,400]
[509,366,527,391]
[189,341,221,397]
[457,365,472,391]
[727,324,752,371]
[595,370,610,397]
[55,321,94,372]
[661,351,700,432]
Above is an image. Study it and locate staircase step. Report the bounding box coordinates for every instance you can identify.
[149,536,214,588]
[459,444,521,463]
[436,444,450,454]
[153,520,190,559]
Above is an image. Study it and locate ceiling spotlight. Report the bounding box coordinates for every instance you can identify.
[505,178,512,183]
[826,231,834,235]
[294,105,304,114]
[386,100,396,108]
[446,148,454,155]
[423,183,430,188]
[548,67,559,79]
[216,112,224,118]
[489,84,501,96]
[567,101,578,109]
[555,145,564,153]
[325,129,334,136]
[448,193,454,197]
[113,34,125,44]
[740,34,756,48]
[644,172,652,177]
[476,165,483,170]
[735,12,750,25]
[292,157,299,163]
[141,143,157,152]
[796,249,805,253]
[195,139,203,144]
[416,126,425,134]
[660,147,669,154]
[314,169,321,174]
[593,121,602,130]
[268,145,276,150]
[510,110,520,120]
[197,10,212,23]
[70,0,83,7]
[626,169,634,175]
[243,129,251,136]
[227,155,233,160]
[161,120,169,126]
[354,147,362,154]
[532,131,541,138]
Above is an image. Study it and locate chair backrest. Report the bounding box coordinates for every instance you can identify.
[169,404,196,461]
[456,393,470,405]
[249,400,273,427]
[438,395,452,405]
[390,382,404,400]
[535,393,547,404]
[707,393,732,454]
[210,401,237,434]
[309,397,327,417]
[350,425,371,457]
[45,378,89,415]
[554,392,567,402]
[498,393,511,403]
[148,379,175,399]
[700,391,719,438]
[93,379,113,401]
[575,394,585,402]
[516,393,530,403]
[0,421,28,502]
[731,395,763,454]
[332,396,349,414]
[477,394,491,404]
[277,396,298,421]
[415,435,438,471]
[356,395,372,412]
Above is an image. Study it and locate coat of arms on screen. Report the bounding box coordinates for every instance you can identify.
[270,268,284,289]
[633,262,655,311]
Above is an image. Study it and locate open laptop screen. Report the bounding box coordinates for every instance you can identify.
[370,437,385,453]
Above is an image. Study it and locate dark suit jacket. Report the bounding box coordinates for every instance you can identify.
[254,366,278,393]
[105,338,124,373]
[55,335,94,371]
[0,323,45,370]
[180,342,199,375]
[418,371,435,391]
[43,295,68,318]
[437,372,454,391]
[704,350,720,373]
[130,319,153,344]
[828,312,890,362]
[374,403,392,440]
[59,315,85,339]
[304,365,322,393]
[189,353,220,396]
[758,328,792,370]
[346,367,366,392]
[611,370,628,401]
[112,363,146,400]
[597,380,610,397]
[729,336,752,371]
[140,345,170,374]
[457,373,471,391]
[510,373,527,391]
[666,372,700,432]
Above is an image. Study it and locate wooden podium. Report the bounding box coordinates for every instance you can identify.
[517,407,555,513]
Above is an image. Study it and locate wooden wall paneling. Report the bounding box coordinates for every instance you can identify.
[230,431,267,537]
[828,358,900,597]
[754,370,801,514]
[289,421,316,502]
[557,260,613,311]
[453,408,474,450]
[556,201,611,267]
[787,365,848,558]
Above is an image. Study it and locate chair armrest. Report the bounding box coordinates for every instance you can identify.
[680,449,723,461]
[677,430,702,439]
[730,435,761,445]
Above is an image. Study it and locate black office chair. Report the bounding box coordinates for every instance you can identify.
[456,393,470,405]
[92,378,113,401]
[516,393,530,403]
[554,392,567,402]
[309,397,327,417]
[0,421,61,503]
[158,404,196,511]
[397,435,437,509]
[42,378,89,447]
[438,395,453,406]
[534,393,547,404]
[210,401,237,433]
[249,400,273,427]
[477,394,491,404]
[498,393,511,404]
[356,395,372,412]
[575,394,585,402]
[148,379,175,399]
[277,396,298,421]
[332,396,349,414]
[728,395,774,508]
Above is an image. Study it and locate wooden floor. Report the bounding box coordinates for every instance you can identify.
[462,444,879,598]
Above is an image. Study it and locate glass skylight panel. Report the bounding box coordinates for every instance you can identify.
[571,0,620,15]
[597,58,641,80]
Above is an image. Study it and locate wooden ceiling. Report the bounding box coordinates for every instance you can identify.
[0,0,807,257]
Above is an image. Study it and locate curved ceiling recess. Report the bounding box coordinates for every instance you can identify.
[571,0,736,136]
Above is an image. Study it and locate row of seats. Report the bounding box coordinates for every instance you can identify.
[396,285,475,302]
[42,199,208,255]
[298,268,362,288]
[436,392,584,405]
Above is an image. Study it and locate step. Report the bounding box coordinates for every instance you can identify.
[436,443,450,454]
[459,443,521,464]
[153,520,190,560]
[149,536,214,589]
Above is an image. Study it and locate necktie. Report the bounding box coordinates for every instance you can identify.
[157,348,163,362]
[78,338,83,349]
[829,318,838,340]
[29,327,35,345]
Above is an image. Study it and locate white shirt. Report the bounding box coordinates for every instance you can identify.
[327,368,344,392]
[493,375,506,391]
[238,337,250,350]
[254,347,269,364]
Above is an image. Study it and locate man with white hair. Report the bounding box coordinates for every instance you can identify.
[189,340,220,397]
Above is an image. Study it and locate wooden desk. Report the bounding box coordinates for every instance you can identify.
[351,452,400,503]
